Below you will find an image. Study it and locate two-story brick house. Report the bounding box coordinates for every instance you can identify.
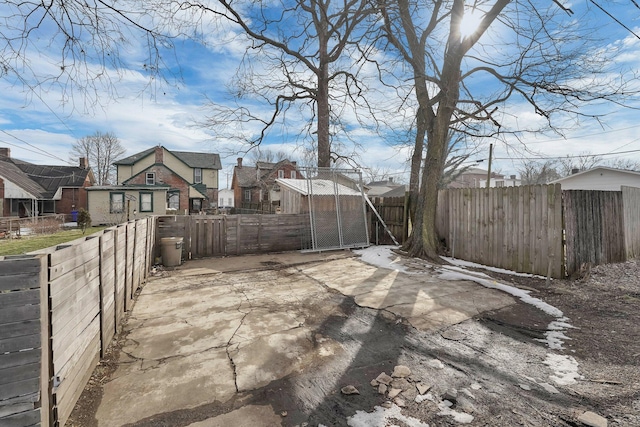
[231,158,303,211]
[114,146,222,213]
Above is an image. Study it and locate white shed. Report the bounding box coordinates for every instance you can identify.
[550,167,640,191]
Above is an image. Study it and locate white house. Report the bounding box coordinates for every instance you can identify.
[218,189,235,208]
[549,167,640,191]
[479,175,521,188]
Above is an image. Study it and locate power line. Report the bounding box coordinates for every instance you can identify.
[590,0,640,40]
[488,148,640,161]
[0,130,73,165]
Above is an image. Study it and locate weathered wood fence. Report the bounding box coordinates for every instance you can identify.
[0,217,156,427]
[368,196,408,245]
[435,184,640,278]
[156,214,310,259]
[438,185,564,278]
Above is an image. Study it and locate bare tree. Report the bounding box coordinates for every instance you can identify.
[379,0,638,260]
[0,1,171,110]
[557,152,603,176]
[249,148,290,164]
[518,160,561,185]
[71,131,125,185]
[186,0,377,167]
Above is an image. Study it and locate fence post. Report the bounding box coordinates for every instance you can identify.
[39,254,53,427]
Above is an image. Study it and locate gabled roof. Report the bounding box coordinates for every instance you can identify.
[549,166,640,183]
[234,159,298,188]
[276,178,362,196]
[17,164,92,198]
[114,146,222,170]
[0,159,47,199]
[172,151,222,170]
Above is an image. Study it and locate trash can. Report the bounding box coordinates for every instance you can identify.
[71,210,78,222]
[160,237,183,267]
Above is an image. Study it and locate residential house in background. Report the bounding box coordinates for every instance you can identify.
[0,147,95,217]
[114,146,222,213]
[218,189,235,209]
[479,175,521,188]
[86,185,169,225]
[549,167,640,190]
[447,168,519,188]
[231,158,303,211]
[366,177,404,197]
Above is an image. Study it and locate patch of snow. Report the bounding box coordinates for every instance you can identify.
[437,402,474,424]
[414,392,434,403]
[347,404,429,427]
[442,257,546,278]
[436,269,563,317]
[426,359,445,369]
[543,353,583,385]
[354,246,410,273]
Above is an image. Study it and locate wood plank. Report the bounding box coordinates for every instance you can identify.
[0,304,39,325]
[0,408,40,427]
[0,349,39,370]
[53,316,99,385]
[51,276,100,335]
[0,402,35,419]
[0,289,40,307]
[0,334,40,354]
[0,377,39,401]
[54,335,100,427]
[49,238,99,281]
[0,271,41,293]
[0,257,41,277]
[0,320,40,341]
[0,362,39,386]
[49,257,100,300]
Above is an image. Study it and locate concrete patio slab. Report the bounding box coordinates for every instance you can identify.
[92,249,516,426]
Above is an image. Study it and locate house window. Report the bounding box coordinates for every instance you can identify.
[194,168,202,184]
[139,192,153,212]
[110,192,124,213]
[291,170,296,179]
[167,191,179,210]
[228,197,233,206]
[146,172,155,185]
[495,180,504,187]
[191,198,202,212]
[278,170,284,179]
[244,189,251,202]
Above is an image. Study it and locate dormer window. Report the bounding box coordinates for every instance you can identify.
[278,170,284,179]
[146,172,155,185]
[194,168,202,184]
[291,170,296,179]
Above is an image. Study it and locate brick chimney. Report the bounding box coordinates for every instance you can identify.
[79,157,89,169]
[0,148,10,159]
[155,145,163,163]
[237,158,243,168]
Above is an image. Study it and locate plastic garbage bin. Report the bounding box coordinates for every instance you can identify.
[71,210,78,222]
[160,237,183,267]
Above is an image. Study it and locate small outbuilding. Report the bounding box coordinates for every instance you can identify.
[87,185,169,225]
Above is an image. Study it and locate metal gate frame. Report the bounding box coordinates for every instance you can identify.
[301,167,369,252]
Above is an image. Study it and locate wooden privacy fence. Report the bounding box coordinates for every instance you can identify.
[0,217,156,427]
[438,185,564,278]
[368,196,408,245]
[156,214,310,259]
[437,184,640,278]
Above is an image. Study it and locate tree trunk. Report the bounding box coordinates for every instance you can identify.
[317,63,331,168]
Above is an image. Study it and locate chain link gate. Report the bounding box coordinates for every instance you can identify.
[299,167,369,252]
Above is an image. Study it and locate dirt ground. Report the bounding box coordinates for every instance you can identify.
[66,251,640,427]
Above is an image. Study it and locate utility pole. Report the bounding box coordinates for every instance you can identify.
[486,143,493,189]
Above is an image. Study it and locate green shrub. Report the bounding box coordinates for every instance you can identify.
[77,208,91,234]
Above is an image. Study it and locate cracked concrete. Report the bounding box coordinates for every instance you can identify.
[92,250,515,426]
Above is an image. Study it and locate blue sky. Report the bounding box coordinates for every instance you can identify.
[0,1,639,188]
